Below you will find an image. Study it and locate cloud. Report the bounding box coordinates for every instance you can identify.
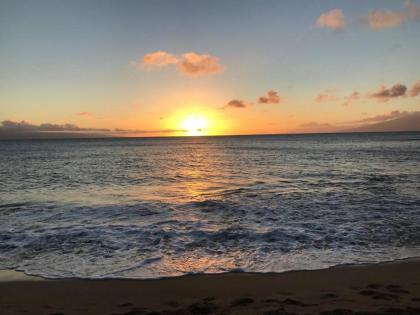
[348,111,420,132]
[76,112,93,117]
[223,99,247,109]
[315,4,420,33]
[355,110,410,123]
[315,93,337,102]
[113,128,185,134]
[315,81,419,105]
[257,90,282,104]
[0,120,186,139]
[178,52,223,76]
[410,81,420,97]
[0,120,186,134]
[0,120,110,132]
[349,91,360,100]
[314,89,362,106]
[1,120,38,131]
[295,110,420,133]
[142,51,178,68]
[138,51,223,76]
[361,3,420,29]
[299,122,333,128]
[363,10,405,29]
[296,121,338,133]
[223,89,283,109]
[368,83,407,102]
[316,9,345,31]
[39,123,87,131]
[342,91,360,106]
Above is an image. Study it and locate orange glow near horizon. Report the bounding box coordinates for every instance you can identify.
[180,115,208,136]
[163,106,231,136]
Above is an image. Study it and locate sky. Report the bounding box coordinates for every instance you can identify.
[1,0,420,136]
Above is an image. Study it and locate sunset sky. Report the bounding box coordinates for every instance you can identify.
[1,0,420,136]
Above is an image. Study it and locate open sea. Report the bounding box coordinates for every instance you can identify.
[1,132,420,279]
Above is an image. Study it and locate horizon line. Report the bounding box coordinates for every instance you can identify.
[1,130,419,141]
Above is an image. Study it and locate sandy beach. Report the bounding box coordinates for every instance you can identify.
[1,259,420,315]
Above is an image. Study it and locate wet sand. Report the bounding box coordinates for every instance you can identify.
[1,259,420,315]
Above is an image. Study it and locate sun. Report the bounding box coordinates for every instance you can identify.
[181,115,208,136]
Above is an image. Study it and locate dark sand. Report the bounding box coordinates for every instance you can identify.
[1,259,420,315]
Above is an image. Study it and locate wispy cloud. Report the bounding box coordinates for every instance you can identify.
[223,90,283,110]
[0,120,186,138]
[316,81,418,105]
[113,128,185,134]
[178,52,223,76]
[295,110,420,133]
[368,83,407,102]
[137,51,223,76]
[299,122,334,129]
[409,81,420,97]
[315,4,420,33]
[296,121,338,133]
[0,120,109,132]
[361,2,420,29]
[348,111,420,132]
[223,99,248,109]
[316,9,345,31]
[354,110,410,123]
[257,90,282,104]
[76,112,93,117]
[342,91,360,106]
[142,51,178,68]
[314,92,338,102]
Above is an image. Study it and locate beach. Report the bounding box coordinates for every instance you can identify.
[1,259,420,315]
[3,0,420,313]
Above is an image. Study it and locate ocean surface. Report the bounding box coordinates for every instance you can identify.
[1,132,420,279]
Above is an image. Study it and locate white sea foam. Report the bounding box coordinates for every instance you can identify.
[1,133,420,279]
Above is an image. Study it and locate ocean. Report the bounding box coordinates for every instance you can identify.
[1,132,420,279]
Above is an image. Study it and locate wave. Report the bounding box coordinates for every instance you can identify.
[1,133,420,279]
[1,195,420,279]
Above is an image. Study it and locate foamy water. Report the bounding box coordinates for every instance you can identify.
[1,133,420,279]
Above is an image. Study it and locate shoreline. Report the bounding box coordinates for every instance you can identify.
[1,258,420,314]
[2,255,420,282]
